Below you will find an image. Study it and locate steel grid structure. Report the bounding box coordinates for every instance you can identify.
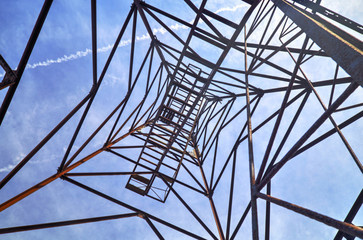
[0,0,362,239]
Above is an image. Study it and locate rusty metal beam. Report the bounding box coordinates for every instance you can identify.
[0,93,92,190]
[0,213,138,234]
[244,27,259,240]
[0,0,53,125]
[293,0,363,34]
[271,0,363,86]
[258,81,358,191]
[257,192,363,239]
[0,122,147,212]
[334,189,363,240]
[63,176,206,240]
[0,55,16,90]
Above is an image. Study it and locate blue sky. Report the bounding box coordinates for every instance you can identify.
[0,0,362,239]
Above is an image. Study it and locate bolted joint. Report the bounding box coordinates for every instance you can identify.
[208,188,214,198]
[137,213,146,219]
[133,0,144,5]
[0,70,17,90]
[251,184,258,197]
[151,37,160,47]
[256,88,264,97]
[89,84,98,95]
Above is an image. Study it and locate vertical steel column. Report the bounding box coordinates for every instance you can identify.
[244,27,259,240]
[271,0,363,85]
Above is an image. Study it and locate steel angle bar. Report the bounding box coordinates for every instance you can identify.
[230,202,252,240]
[0,122,147,212]
[209,135,218,190]
[211,93,261,192]
[249,29,304,74]
[0,93,92,190]
[247,1,274,39]
[271,0,363,86]
[235,42,327,56]
[106,44,153,143]
[237,89,307,146]
[261,90,311,181]
[292,109,363,160]
[128,6,137,91]
[134,1,173,77]
[0,55,17,90]
[257,192,363,239]
[261,77,353,94]
[198,164,225,240]
[201,100,235,158]
[184,0,224,39]
[293,0,363,34]
[202,9,239,29]
[225,151,237,240]
[201,101,236,165]
[62,177,206,240]
[158,174,219,240]
[248,5,279,71]
[334,189,363,240]
[144,216,165,240]
[0,213,138,234]
[62,5,137,170]
[64,171,153,177]
[244,27,259,240]
[294,57,363,173]
[140,6,198,56]
[265,182,272,240]
[258,81,359,191]
[0,0,53,125]
[0,55,14,76]
[91,0,97,86]
[62,97,133,170]
[59,0,100,172]
[256,36,309,184]
[336,103,363,112]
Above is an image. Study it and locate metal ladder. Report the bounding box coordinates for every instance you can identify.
[125,64,207,202]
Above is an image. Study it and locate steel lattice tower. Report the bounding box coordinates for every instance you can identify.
[0,0,362,239]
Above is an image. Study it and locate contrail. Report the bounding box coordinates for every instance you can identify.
[0,3,247,78]
[0,3,248,172]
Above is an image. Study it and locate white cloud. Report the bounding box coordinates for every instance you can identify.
[214,3,246,14]
[0,3,247,79]
[0,152,25,173]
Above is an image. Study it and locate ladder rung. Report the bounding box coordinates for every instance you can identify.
[163,105,188,119]
[159,116,182,128]
[131,174,151,185]
[140,157,158,166]
[154,123,177,135]
[150,134,173,145]
[167,95,193,107]
[125,183,146,196]
[146,138,166,150]
[143,151,161,161]
[146,145,180,163]
[162,175,174,183]
[145,145,165,156]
